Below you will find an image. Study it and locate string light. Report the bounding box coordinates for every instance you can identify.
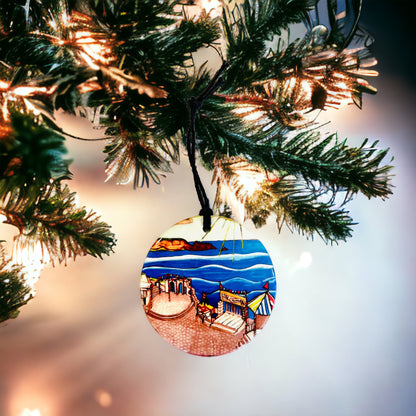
[74,31,114,70]
[19,409,41,416]
[232,105,265,122]
[0,82,57,121]
[9,241,51,297]
[213,157,278,221]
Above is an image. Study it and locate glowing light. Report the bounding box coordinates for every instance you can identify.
[19,409,41,416]
[74,31,114,70]
[48,19,57,30]
[2,98,10,121]
[199,0,222,17]
[0,123,12,137]
[298,251,313,269]
[61,11,70,26]
[241,110,264,122]
[1,83,57,120]
[232,105,257,115]
[214,158,271,217]
[10,381,55,416]
[282,77,313,102]
[23,99,41,116]
[234,168,265,197]
[213,157,274,222]
[285,76,297,91]
[289,251,313,275]
[232,105,266,123]
[10,241,51,294]
[0,80,11,90]
[12,86,51,96]
[94,389,112,407]
[77,79,102,94]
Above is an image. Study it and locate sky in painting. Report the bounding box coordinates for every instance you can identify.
[159,216,246,242]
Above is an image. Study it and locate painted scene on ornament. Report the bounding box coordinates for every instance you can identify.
[140,216,277,356]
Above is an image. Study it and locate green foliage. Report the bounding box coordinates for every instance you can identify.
[267,132,392,200]
[249,177,356,242]
[0,112,72,189]
[0,0,394,321]
[0,242,31,323]
[104,130,178,188]
[1,183,115,264]
[223,0,317,87]
[0,0,392,243]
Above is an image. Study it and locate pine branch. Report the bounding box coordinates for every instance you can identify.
[0,0,394,254]
[213,157,355,242]
[1,183,116,265]
[0,112,72,191]
[197,93,392,202]
[267,131,393,200]
[223,0,317,87]
[104,129,178,188]
[73,4,221,187]
[267,177,355,242]
[0,242,31,323]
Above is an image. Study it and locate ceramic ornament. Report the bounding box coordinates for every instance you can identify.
[139,216,277,357]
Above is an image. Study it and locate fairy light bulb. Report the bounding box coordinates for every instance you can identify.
[234,167,266,197]
[19,409,41,416]
[74,31,114,70]
[10,242,51,296]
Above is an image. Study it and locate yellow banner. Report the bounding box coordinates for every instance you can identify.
[220,291,246,307]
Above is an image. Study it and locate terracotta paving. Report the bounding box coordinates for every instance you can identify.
[147,303,244,356]
[151,292,192,315]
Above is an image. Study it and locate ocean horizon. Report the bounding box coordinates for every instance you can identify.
[141,239,277,315]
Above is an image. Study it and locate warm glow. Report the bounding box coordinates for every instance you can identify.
[298,251,313,269]
[61,11,70,27]
[0,80,11,90]
[232,105,266,122]
[282,77,313,102]
[12,86,51,97]
[48,19,57,31]
[94,389,112,407]
[75,31,114,70]
[77,79,102,94]
[214,157,273,222]
[232,105,257,115]
[1,84,57,120]
[23,99,41,116]
[20,409,41,416]
[0,123,12,138]
[235,169,265,196]
[241,110,265,122]
[285,76,297,91]
[221,160,268,198]
[10,241,51,295]
[9,381,55,416]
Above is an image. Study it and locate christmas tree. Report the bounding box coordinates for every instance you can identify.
[0,0,392,323]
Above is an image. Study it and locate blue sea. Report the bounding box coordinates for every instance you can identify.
[142,239,277,316]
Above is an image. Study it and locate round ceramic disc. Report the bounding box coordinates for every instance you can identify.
[140,216,277,356]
